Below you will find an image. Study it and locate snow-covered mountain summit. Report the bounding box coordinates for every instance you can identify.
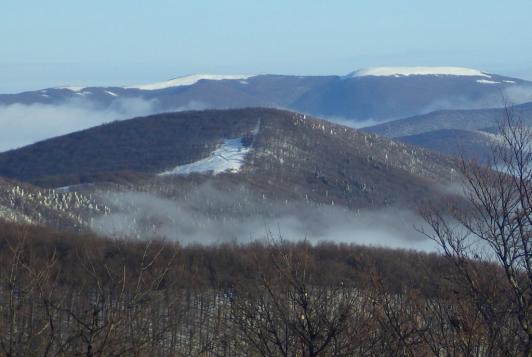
[346,66,491,78]
[125,74,255,91]
[54,74,255,93]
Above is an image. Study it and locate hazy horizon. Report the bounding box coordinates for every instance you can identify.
[2,0,532,93]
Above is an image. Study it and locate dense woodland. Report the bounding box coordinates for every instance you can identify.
[0,220,524,356]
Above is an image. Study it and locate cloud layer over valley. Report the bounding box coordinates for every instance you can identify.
[0,97,207,152]
[91,185,436,251]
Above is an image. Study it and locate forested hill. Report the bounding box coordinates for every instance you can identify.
[0,108,459,211]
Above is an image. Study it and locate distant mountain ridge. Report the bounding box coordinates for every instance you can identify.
[2,67,530,123]
[365,102,532,137]
[364,102,532,161]
[345,66,492,78]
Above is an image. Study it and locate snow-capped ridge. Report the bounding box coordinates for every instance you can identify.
[125,74,255,91]
[346,66,491,78]
[60,86,86,92]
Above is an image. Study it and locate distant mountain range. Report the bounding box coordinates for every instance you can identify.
[364,102,532,161]
[2,66,530,240]
[2,67,530,123]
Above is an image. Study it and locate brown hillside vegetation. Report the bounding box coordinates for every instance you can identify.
[0,221,521,356]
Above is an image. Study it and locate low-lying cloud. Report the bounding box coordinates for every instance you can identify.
[0,98,207,152]
[323,116,389,129]
[504,85,532,106]
[91,185,436,251]
[419,85,532,117]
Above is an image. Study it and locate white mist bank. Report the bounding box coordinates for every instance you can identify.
[91,186,436,251]
[0,98,207,152]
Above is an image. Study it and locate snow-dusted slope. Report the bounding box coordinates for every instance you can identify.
[0,179,110,231]
[0,203,33,224]
[346,66,491,78]
[126,74,255,91]
[159,138,251,176]
[59,86,86,92]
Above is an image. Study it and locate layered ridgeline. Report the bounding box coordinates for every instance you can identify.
[1,67,530,124]
[365,102,532,161]
[0,108,460,242]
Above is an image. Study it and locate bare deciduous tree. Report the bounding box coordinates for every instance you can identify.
[231,240,371,357]
[422,105,532,356]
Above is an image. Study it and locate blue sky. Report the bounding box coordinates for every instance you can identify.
[2,0,532,93]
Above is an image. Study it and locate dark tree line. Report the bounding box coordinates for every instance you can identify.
[0,219,522,356]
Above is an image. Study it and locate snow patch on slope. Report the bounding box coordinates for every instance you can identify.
[159,138,251,176]
[347,67,491,78]
[60,86,86,92]
[476,79,500,84]
[126,74,255,91]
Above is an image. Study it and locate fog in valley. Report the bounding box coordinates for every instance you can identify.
[91,184,436,251]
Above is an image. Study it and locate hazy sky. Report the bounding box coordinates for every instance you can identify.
[2,0,532,93]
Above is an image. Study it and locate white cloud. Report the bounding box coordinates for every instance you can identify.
[91,186,436,251]
[0,98,156,152]
[0,97,207,152]
[504,85,532,106]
